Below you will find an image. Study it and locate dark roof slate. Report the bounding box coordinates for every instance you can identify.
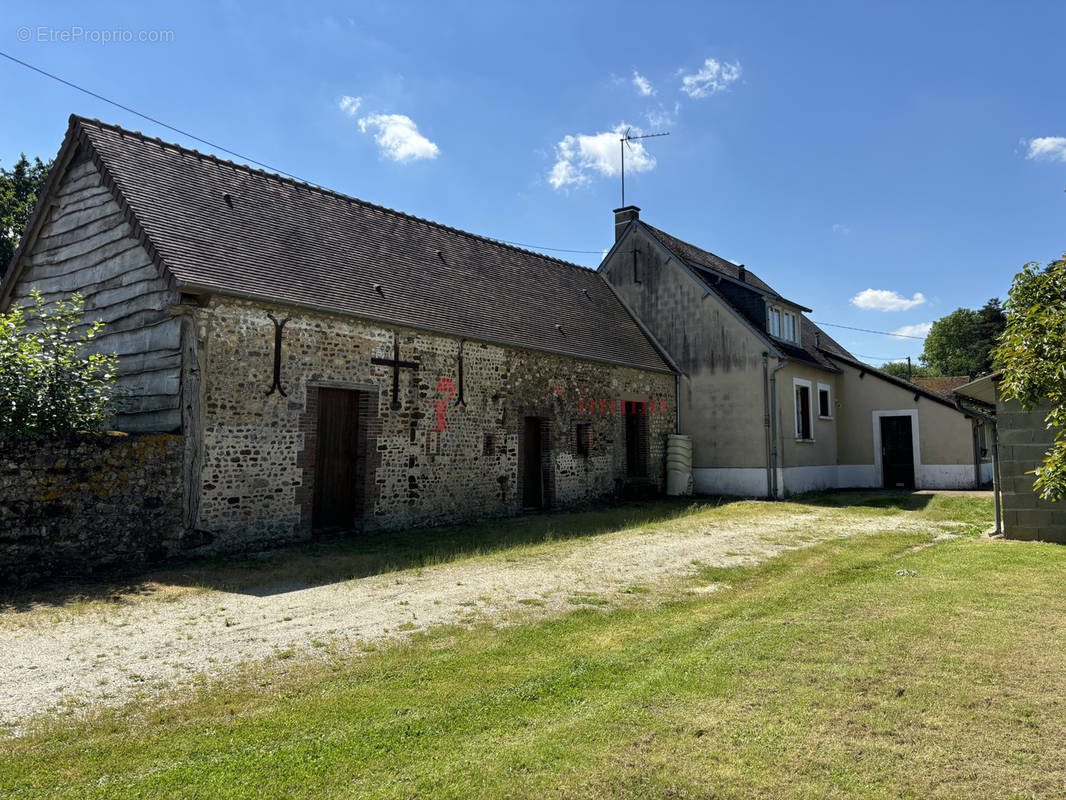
[68,116,672,373]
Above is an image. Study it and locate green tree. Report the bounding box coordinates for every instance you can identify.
[0,291,118,438]
[920,307,981,377]
[995,255,1066,501]
[974,297,1007,375]
[1,154,53,279]
[878,361,939,381]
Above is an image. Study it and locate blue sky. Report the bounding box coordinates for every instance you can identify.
[2,0,1063,365]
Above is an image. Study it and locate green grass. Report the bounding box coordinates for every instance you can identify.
[4,493,1062,798]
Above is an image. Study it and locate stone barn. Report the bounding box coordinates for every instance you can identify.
[1,116,677,559]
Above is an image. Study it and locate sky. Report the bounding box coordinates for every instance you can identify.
[1,0,1063,366]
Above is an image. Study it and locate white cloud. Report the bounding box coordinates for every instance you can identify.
[850,289,927,312]
[632,70,655,96]
[892,322,933,339]
[1026,136,1066,163]
[679,57,741,99]
[548,123,656,190]
[644,102,679,129]
[357,113,440,162]
[832,223,850,235]
[338,95,362,116]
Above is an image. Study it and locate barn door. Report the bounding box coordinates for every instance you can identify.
[624,400,649,478]
[522,416,549,509]
[313,388,361,529]
[880,415,915,489]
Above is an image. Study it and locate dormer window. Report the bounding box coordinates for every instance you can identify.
[768,305,799,344]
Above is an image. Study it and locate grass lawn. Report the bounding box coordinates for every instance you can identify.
[4,493,1065,799]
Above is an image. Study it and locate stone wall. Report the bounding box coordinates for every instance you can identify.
[0,433,184,585]
[190,299,676,550]
[997,397,1065,542]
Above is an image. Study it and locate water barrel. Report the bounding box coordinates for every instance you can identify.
[666,434,693,496]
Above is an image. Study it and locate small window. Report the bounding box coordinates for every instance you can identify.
[574,422,592,457]
[483,433,496,456]
[768,305,799,343]
[768,307,781,337]
[794,380,813,440]
[817,384,832,419]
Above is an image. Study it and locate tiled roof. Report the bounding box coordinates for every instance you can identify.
[640,222,848,370]
[913,376,972,397]
[65,116,673,374]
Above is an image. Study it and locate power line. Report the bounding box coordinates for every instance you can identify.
[850,352,912,363]
[2,51,617,259]
[812,320,928,340]
[0,49,314,184]
[496,239,603,255]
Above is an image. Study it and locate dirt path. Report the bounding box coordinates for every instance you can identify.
[0,508,945,730]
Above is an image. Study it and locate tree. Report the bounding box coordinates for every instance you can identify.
[920,307,981,377]
[974,297,1007,375]
[0,291,118,438]
[995,255,1066,501]
[0,154,53,279]
[878,361,939,381]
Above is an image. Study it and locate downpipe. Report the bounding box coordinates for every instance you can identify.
[769,357,790,500]
[762,353,772,499]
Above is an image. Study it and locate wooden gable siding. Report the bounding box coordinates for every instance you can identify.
[8,147,182,432]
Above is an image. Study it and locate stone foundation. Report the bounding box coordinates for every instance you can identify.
[0,433,184,586]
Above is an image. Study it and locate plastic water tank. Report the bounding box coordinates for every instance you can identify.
[666,434,693,496]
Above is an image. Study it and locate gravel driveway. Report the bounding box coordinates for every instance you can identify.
[0,506,942,731]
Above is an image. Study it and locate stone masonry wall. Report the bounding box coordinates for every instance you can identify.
[0,433,184,585]
[192,299,675,549]
[997,397,1065,542]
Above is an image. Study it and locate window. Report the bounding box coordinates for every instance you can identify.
[768,305,799,344]
[782,311,795,342]
[483,433,496,456]
[817,383,832,419]
[574,422,592,457]
[794,379,813,440]
[768,307,781,337]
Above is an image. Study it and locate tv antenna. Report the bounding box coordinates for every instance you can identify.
[620,127,669,206]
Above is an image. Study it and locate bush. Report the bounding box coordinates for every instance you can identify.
[0,291,118,438]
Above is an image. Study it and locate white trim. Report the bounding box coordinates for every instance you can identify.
[779,465,839,494]
[980,461,994,484]
[693,462,976,496]
[793,378,814,441]
[817,382,833,419]
[692,468,769,497]
[837,464,878,488]
[872,409,920,488]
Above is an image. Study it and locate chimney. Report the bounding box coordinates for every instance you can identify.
[613,205,640,241]
[737,264,747,282]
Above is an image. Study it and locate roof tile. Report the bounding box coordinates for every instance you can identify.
[74,117,673,374]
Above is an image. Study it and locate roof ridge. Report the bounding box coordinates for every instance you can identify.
[70,114,592,274]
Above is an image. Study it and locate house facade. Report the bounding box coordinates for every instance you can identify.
[1,117,676,558]
[601,206,988,497]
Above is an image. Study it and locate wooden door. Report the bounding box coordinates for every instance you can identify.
[313,388,361,529]
[880,415,915,489]
[625,401,649,477]
[522,416,545,509]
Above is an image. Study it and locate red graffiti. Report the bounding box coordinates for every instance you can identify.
[563,385,669,415]
[429,377,456,431]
